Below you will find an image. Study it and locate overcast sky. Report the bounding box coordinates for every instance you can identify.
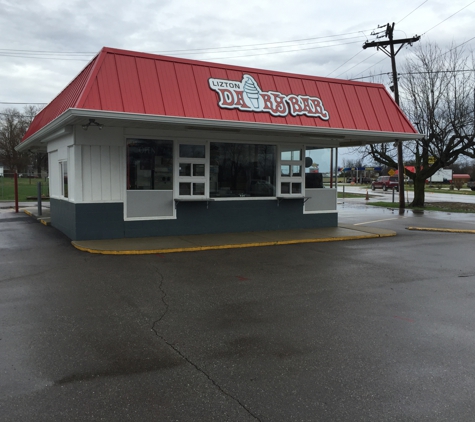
[2,0,474,109]
[2,0,475,166]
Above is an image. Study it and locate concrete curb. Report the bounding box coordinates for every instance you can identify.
[407,227,475,234]
[71,227,396,255]
[23,209,51,226]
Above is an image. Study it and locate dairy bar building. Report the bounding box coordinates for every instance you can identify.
[17,47,419,241]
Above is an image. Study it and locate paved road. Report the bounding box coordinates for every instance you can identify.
[1,207,475,421]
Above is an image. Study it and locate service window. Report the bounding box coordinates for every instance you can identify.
[209,142,276,197]
[177,142,207,197]
[278,146,304,195]
[304,146,330,189]
[127,139,173,190]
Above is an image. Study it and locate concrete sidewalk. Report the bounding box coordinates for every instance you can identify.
[18,205,396,255]
[20,205,51,226]
[71,225,395,255]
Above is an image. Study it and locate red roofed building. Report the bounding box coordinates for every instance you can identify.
[17,47,420,240]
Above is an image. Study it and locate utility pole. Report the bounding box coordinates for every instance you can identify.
[363,23,420,211]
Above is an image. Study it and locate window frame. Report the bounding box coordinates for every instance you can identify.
[175,141,209,198]
[59,160,68,199]
[277,145,305,197]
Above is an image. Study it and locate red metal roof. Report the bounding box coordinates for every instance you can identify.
[23,47,418,141]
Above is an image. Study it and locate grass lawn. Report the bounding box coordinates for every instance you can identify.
[0,177,49,201]
[337,192,368,199]
[368,201,475,213]
[342,183,475,195]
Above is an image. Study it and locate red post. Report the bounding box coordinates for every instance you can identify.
[14,172,19,213]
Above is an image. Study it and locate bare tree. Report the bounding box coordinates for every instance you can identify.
[366,43,475,207]
[0,106,41,173]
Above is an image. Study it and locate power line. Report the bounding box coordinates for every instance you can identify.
[422,0,475,35]
[327,1,430,79]
[204,39,364,61]
[0,31,371,62]
[351,69,475,81]
[332,1,475,81]
[327,50,365,77]
[0,29,373,58]
[334,51,379,79]
[397,0,429,24]
[351,35,475,81]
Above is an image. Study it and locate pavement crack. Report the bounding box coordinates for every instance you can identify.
[149,265,261,422]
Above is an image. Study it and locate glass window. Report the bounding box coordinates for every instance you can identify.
[292,183,302,194]
[281,149,301,161]
[60,161,68,198]
[179,183,191,195]
[179,144,205,158]
[292,165,302,176]
[281,182,290,194]
[179,163,191,177]
[193,164,205,177]
[279,145,304,196]
[305,147,331,189]
[127,139,173,190]
[193,183,205,195]
[281,165,291,177]
[210,143,276,197]
[177,142,207,197]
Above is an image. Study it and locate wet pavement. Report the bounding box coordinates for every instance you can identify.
[1,204,475,421]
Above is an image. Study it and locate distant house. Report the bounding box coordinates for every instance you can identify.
[16,47,421,241]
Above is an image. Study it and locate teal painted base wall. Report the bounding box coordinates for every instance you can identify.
[50,198,338,240]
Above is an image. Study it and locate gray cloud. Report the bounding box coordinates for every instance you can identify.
[0,0,474,107]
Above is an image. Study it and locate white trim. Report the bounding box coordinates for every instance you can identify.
[303,210,338,215]
[62,199,124,204]
[277,145,305,196]
[212,197,277,201]
[124,137,176,219]
[17,108,422,152]
[124,215,177,222]
[59,159,68,200]
[175,140,209,199]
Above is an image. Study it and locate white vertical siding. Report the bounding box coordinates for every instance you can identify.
[73,145,83,202]
[82,146,93,201]
[110,147,122,200]
[73,126,124,203]
[90,145,102,201]
[48,150,60,197]
[80,144,123,202]
[100,147,112,201]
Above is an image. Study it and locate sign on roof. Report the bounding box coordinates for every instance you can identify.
[209,74,330,120]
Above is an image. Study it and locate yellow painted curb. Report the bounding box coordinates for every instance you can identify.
[407,227,475,234]
[23,209,51,226]
[72,231,395,255]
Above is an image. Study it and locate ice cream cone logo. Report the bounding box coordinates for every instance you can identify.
[242,75,261,110]
[209,74,329,120]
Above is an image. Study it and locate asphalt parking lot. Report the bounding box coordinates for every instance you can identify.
[1,203,475,421]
